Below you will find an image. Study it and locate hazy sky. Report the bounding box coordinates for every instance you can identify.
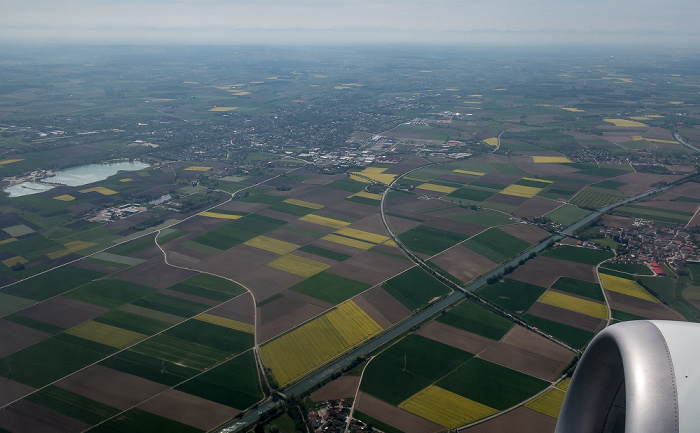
[2,0,698,45]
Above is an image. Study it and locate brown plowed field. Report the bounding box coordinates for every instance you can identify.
[0,319,50,359]
[509,256,597,288]
[157,288,219,307]
[499,223,549,244]
[463,406,556,432]
[216,200,269,213]
[606,291,685,321]
[129,244,165,261]
[234,266,304,302]
[346,213,389,236]
[688,213,700,227]
[294,186,355,205]
[284,290,335,309]
[287,219,337,236]
[663,181,700,197]
[645,126,675,140]
[56,365,169,410]
[423,217,484,236]
[478,172,522,186]
[322,200,378,221]
[486,193,529,206]
[355,392,443,433]
[206,293,255,325]
[514,162,579,178]
[0,379,34,406]
[327,251,413,286]
[256,208,303,223]
[430,244,497,284]
[257,296,327,343]
[616,172,683,197]
[0,400,90,433]
[513,196,562,218]
[637,200,698,213]
[354,286,411,328]
[308,238,365,257]
[479,326,575,381]
[161,250,201,268]
[17,296,109,329]
[600,215,634,229]
[138,388,240,431]
[112,258,196,289]
[264,227,318,246]
[310,376,361,402]
[386,214,423,234]
[392,198,448,212]
[383,157,430,175]
[526,302,606,332]
[195,244,277,280]
[70,260,121,274]
[416,321,496,355]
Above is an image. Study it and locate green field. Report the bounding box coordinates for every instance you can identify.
[613,204,694,225]
[551,277,605,302]
[298,244,352,261]
[541,245,614,265]
[94,310,171,335]
[163,319,254,354]
[446,186,496,202]
[599,263,654,276]
[382,267,451,311]
[65,278,158,308]
[192,214,287,250]
[0,334,116,387]
[268,201,317,216]
[436,299,514,340]
[1,266,105,301]
[462,228,531,263]
[360,334,473,405]
[476,278,547,316]
[289,272,370,304]
[436,357,548,410]
[131,293,211,318]
[88,408,203,433]
[168,274,246,302]
[570,190,623,209]
[523,314,596,349]
[397,225,468,256]
[444,209,513,227]
[545,205,591,226]
[176,350,264,410]
[326,177,367,193]
[25,385,120,425]
[100,349,199,386]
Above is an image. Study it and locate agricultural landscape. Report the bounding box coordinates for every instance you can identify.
[0,44,699,432]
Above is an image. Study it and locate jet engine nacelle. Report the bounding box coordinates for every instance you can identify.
[555,320,700,433]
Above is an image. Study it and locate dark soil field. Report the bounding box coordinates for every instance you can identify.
[513,196,562,218]
[499,223,549,244]
[416,321,496,354]
[138,388,239,431]
[430,244,497,283]
[526,302,606,332]
[257,295,327,343]
[0,319,50,358]
[606,291,685,321]
[463,406,557,432]
[17,296,109,329]
[205,292,255,325]
[309,376,360,402]
[353,287,411,328]
[355,392,444,433]
[509,256,598,288]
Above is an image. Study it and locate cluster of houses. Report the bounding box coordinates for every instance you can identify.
[308,400,374,433]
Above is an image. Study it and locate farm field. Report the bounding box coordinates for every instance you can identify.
[1,45,700,433]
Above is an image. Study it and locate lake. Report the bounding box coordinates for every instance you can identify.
[4,161,150,197]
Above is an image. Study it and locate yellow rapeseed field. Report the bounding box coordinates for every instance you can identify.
[0,159,23,165]
[400,386,498,428]
[522,177,553,185]
[299,214,351,229]
[260,300,382,386]
[417,183,457,194]
[538,290,608,319]
[321,234,375,250]
[283,198,324,209]
[561,107,584,112]
[244,235,299,255]
[646,138,678,144]
[195,313,254,333]
[53,194,75,201]
[352,191,383,200]
[599,273,659,303]
[525,388,566,418]
[79,186,117,195]
[66,321,146,349]
[267,254,330,277]
[47,241,97,259]
[184,166,213,171]
[198,211,243,220]
[335,227,389,244]
[208,107,238,111]
[532,156,573,163]
[501,184,542,198]
[119,178,133,182]
[556,378,571,391]
[2,256,27,267]
[603,118,647,127]
[483,138,499,147]
[453,169,485,176]
[350,171,397,185]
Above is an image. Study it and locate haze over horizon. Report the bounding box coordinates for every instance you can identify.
[2,0,699,46]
